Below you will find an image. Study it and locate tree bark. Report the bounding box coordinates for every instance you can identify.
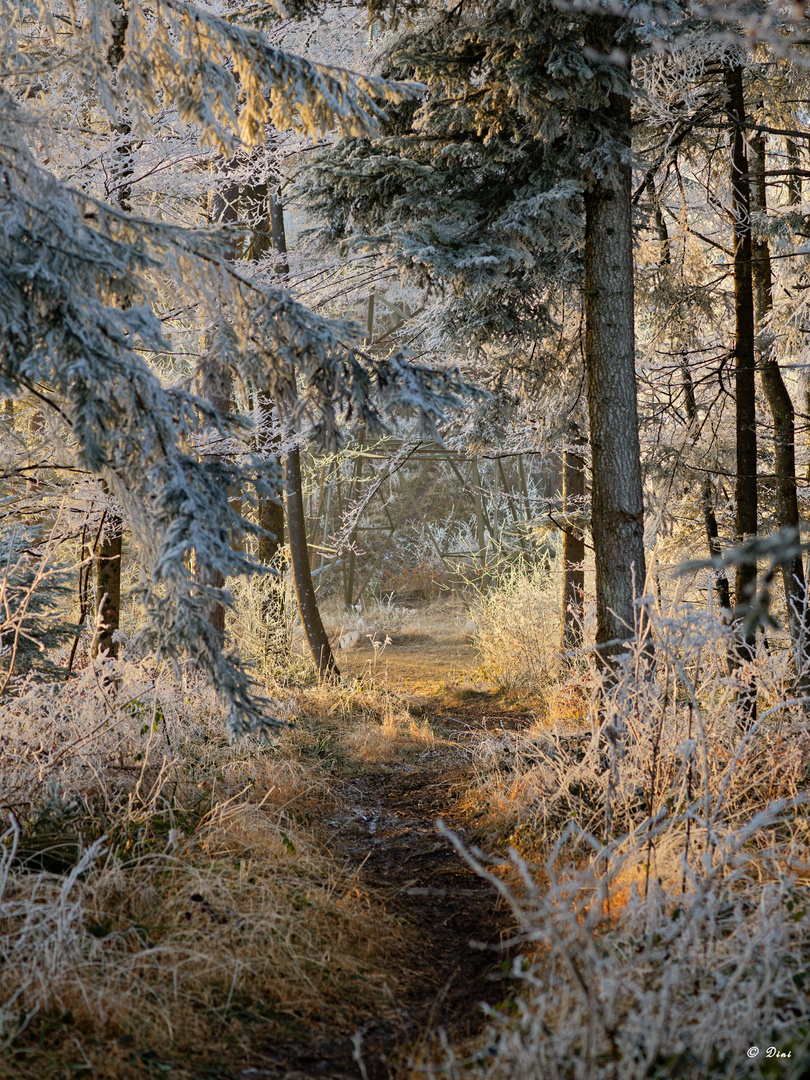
[243,168,288,650]
[93,2,131,659]
[750,135,810,686]
[583,25,647,662]
[285,446,339,679]
[197,159,242,639]
[200,361,232,639]
[560,424,586,652]
[268,185,337,677]
[681,360,733,616]
[725,62,758,724]
[95,508,122,657]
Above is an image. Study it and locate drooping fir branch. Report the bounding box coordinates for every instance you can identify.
[4,0,425,154]
[0,101,473,734]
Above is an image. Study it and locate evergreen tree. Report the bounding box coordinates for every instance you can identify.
[0,0,468,734]
[301,0,656,658]
[634,37,810,694]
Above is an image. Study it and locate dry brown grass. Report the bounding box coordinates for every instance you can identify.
[275,679,441,765]
[0,659,409,1077]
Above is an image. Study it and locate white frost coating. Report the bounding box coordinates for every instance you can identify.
[0,2,468,737]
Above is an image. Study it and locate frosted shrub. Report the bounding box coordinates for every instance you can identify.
[446,597,810,1079]
[226,563,303,684]
[470,558,561,689]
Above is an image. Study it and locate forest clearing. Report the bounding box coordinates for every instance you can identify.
[7,0,810,1075]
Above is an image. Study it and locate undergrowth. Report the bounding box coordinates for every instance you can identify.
[0,660,408,1078]
[469,557,573,691]
[6,556,810,1080]
[439,593,810,1080]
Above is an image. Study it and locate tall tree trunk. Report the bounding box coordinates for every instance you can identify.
[649,175,732,617]
[285,446,339,679]
[583,23,647,663]
[750,135,810,687]
[681,360,733,616]
[197,171,240,640]
[255,392,287,660]
[725,62,758,724]
[95,493,122,657]
[93,3,131,659]
[243,164,288,653]
[560,424,586,652]
[200,361,233,639]
[269,184,337,677]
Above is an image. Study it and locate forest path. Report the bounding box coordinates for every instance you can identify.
[236,656,534,1080]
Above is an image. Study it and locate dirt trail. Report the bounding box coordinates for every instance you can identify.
[239,644,532,1080]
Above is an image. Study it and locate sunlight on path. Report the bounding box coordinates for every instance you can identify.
[336,641,483,697]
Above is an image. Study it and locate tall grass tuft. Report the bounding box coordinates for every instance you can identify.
[441,591,810,1079]
[469,558,564,690]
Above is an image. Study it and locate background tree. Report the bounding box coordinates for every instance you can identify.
[302,0,656,660]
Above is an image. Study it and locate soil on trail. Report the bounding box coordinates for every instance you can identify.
[237,646,534,1080]
[250,768,514,1080]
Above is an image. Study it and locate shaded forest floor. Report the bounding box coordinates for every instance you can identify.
[209,645,533,1080]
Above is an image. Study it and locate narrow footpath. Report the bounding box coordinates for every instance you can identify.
[234,678,534,1080]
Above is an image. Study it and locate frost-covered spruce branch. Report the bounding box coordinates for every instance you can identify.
[0,77,470,734]
[0,130,279,733]
[5,0,424,154]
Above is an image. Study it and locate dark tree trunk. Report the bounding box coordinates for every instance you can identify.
[270,188,289,277]
[750,136,810,687]
[269,186,336,676]
[255,392,287,656]
[257,447,285,568]
[285,447,339,680]
[725,62,758,724]
[200,362,232,639]
[647,177,671,265]
[650,172,732,618]
[560,424,586,652]
[95,512,122,658]
[243,168,288,640]
[583,25,647,662]
[681,361,733,617]
[198,162,241,639]
[94,3,131,658]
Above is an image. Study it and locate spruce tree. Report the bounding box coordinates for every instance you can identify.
[302,0,652,659]
[0,0,467,733]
